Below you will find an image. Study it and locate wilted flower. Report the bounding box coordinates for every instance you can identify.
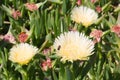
[41,58,52,71]
[71,6,98,27]
[90,29,103,43]
[91,0,96,3]
[25,3,38,11]
[12,9,21,19]
[53,31,94,62]
[76,0,81,5]
[96,6,102,13]
[3,34,16,44]
[43,48,51,55]
[9,43,38,65]
[18,32,28,43]
[111,25,120,37]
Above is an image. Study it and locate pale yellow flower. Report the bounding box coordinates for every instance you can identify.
[71,6,98,27]
[9,43,38,65]
[53,31,94,62]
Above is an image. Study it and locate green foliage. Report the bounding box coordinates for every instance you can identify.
[1,0,120,80]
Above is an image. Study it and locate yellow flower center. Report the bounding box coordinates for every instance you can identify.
[59,42,79,60]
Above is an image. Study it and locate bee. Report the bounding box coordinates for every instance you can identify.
[57,45,61,50]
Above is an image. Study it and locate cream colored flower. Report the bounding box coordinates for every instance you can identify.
[118,4,120,7]
[9,43,38,65]
[71,6,98,27]
[53,31,94,62]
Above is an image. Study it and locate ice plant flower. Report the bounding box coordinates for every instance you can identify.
[53,31,94,62]
[41,58,52,71]
[91,0,96,3]
[18,32,28,43]
[76,0,81,6]
[111,25,120,37]
[25,3,38,11]
[9,43,38,65]
[43,48,51,55]
[90,29,103,43]
[71,6,98,27]
[96,6,102,13]
[12,9,21,20]
[3,34,16,44]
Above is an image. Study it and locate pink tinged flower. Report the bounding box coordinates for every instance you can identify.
[76,0,81,5]
[43,48,51,55]
[91,0,96,3]
[25,3,38,11]
[46,58,52,68]
[111,25,120,37]
[41,61,48,71]
[90,29,103,43]
[41,58,52,71]
[3,34,16,44]
[12,10,21,20]
[18,32,28,43]
[96,6,102,13]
